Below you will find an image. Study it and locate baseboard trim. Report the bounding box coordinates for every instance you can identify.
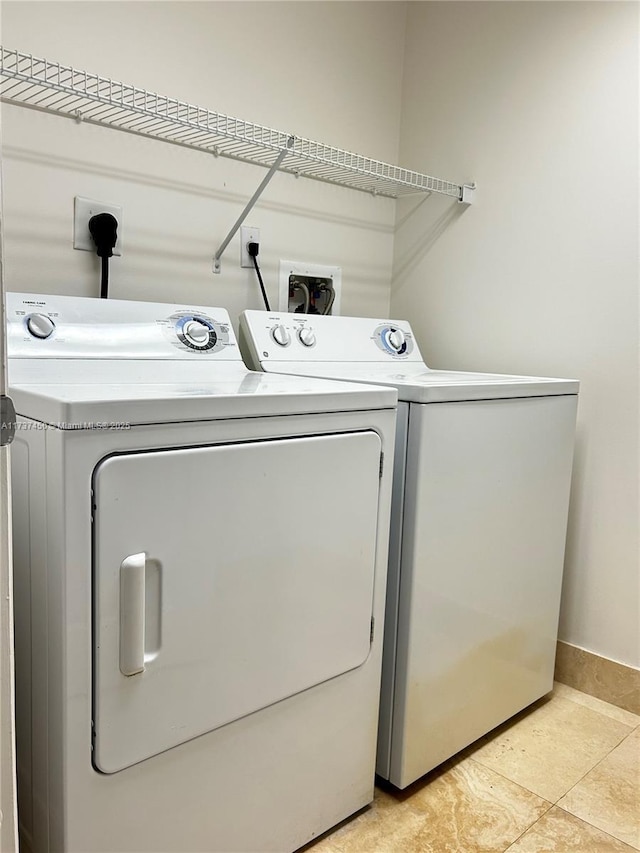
[555,641,640,715]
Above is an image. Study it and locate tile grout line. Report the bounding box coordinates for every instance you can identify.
[557,689,640,734]
[553,726,640,851]
[553,805,640,852]
[466,724,635,840]
[476,721,640,853]
[466,757,555,805]
[469,695,638,804]
[554,723,638,805]
[500,800,556,853]
[501,803,640,853]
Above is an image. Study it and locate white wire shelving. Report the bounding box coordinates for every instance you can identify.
[0,47,475,270]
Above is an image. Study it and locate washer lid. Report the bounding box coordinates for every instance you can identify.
[239,311,578,402]
[249,363,579,402]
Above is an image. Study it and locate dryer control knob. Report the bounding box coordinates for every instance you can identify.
[271,324,291,347]
[183,320,211,347]
[298,327,316,347]
[388,328,406,353]
[26,313,55,339]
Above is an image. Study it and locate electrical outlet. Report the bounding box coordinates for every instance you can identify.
[74,196,123,255]
[240,226,260,268]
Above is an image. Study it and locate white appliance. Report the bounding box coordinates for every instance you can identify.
[7,293,397,852]
[239,310,579,790]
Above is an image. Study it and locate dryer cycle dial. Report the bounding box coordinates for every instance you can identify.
[26,313,55,339]
[183,320,213,347]
[174,315,219,351]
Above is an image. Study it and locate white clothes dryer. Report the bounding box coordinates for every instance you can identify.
[239,310,579,790]
[7,293,397,852]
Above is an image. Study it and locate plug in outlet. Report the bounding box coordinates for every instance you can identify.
[74,196,123,255]
[240,226,260,268]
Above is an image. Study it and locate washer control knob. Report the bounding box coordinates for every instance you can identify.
[183,320,211,347]
[26,313,55,339]
[298,327,316,347]
[387,328,406,353]
[271,324,291,347]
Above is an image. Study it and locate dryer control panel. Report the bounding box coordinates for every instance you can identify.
[7,293,240,360]
[239,311,422,365]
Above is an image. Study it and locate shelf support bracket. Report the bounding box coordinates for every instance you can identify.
[458,183,476,205]
[213,136,294,274]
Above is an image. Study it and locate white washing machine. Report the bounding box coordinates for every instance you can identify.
[239,310,579,790]
[7,293,397,853]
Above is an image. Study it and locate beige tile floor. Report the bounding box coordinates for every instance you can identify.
[304,683,640,853]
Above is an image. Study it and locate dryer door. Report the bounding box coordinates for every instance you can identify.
[92,430,381,773]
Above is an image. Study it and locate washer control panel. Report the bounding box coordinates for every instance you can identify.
[239,310,421,365]
[8,293,240,360]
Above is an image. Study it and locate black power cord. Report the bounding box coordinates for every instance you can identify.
[88,213,118,299]
[247,241,271,312]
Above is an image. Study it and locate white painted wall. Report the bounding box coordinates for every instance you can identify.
[392,2,639,667]
[0,1,406,319]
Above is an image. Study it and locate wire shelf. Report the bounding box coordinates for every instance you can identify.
[0,47,471,201]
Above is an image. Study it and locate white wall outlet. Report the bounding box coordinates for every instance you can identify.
[240,226,260,268]
[279,260,342,316]
[74,196,123,255]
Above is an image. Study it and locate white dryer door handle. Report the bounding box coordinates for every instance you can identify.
[120,552,146,676]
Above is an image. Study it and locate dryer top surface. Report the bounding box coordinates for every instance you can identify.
[7,293,396,426]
